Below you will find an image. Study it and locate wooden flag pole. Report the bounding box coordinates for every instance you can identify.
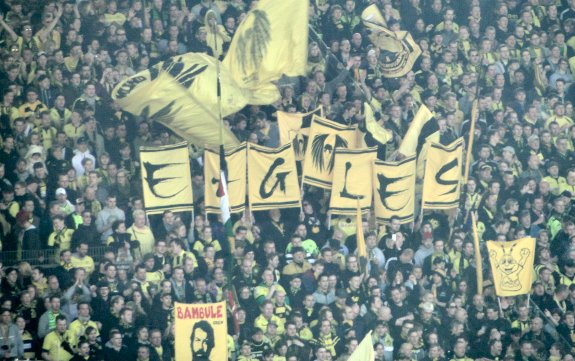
[471,212,483,295]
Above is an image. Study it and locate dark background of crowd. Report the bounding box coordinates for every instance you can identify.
[1,0,575,360]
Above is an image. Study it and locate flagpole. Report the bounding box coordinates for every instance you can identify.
[471,212,483,295]
[463,64,484,183]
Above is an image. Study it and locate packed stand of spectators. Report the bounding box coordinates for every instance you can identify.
[3,0,575,360]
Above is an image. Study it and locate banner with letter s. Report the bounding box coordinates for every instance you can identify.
[175,301,227,361]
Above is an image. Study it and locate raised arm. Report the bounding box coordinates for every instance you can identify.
[0,14,18,42]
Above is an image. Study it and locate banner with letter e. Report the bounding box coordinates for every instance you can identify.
[175,301,227,361]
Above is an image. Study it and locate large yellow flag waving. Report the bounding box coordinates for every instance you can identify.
[248,143,301,211]
[349,331,375,361]
[302,115,357,189]
[204,143,247,214]
[421,138,464,209]
[112,53,242,147]
[398,105,439,178]
[223,0,309,104]
[278,107,322,161]
[372,155,416,224]
[486,238,536,297]
[329,147,377,215]
[140,142,193,214]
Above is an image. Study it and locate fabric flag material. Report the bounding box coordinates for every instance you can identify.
[364,102,392,145]
[218,144,233,245]
[278,106,323,161]
[422,138,464,209]
[174,301,227,361]
[112,53,243,147]
[223,0,309,104]
[361,4,421,78]
[204,143,247,214]
[398,105,439,178]
[302,115,357,189]
[486,238,536,297]
[139,142,193,214]
[329,147,378,215]
[372,155,416,224]
[355,198,368,276]
[247,143,301,211]
[349,331,375,361]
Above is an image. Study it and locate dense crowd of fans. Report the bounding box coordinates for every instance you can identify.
[1,0,575,360]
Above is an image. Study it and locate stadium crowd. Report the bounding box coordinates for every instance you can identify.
[1,0,575,360]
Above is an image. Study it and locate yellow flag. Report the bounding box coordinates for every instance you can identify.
[422,138,464,210]
[486,238,536,297]
[302,115,357,189]
[349,331,374,361]
[223,0,309,104]
[139,142,193,215]
[372,155,416,224]
[112,53,243,147]
[174,302,227,361]
[204,143,247,214]
[247,143,301,211]
[398,104,438,156]
[364,102,392,145]
[277,107,323,161]
[329,147,377,215]
[361,4,421,78]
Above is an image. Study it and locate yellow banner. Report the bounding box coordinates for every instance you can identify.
[112,53,242,147]
[204,143,247,214]
[348,331,374,361]
[486,238,536,297]
[223,0,309,104]
[302,115,357,189]
[422,138,464,209]
[248,143,301,211]
[140,142,193,215]
[372,155,416,224]
[329,147,377,215]
[397,104,438,156]
[361,4,421,78]
[277,107,322,161]
[174,301,227,361]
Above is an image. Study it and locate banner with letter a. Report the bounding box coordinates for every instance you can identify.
[422,138,464,210]
[373,155,416,224]
[329,147,377,215]
[204,143,247,214]
[486,238,536,297]
[248,143,300,211]
[278,106,322,161]
[302,115,356,189]
[174,301,227,361]
[140,142,193,214]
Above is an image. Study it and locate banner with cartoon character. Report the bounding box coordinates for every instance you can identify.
[486,238,536,297]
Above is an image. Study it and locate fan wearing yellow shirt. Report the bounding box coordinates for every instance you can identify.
[42,315,74,361]
[68,302,99,349]
[48,215,75,261]
[192,226,222,257]
[254,269,286,305]
[254,300,285,335]
[70,242,95,275]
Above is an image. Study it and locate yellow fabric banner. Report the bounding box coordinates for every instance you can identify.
[486,238,536,297]
[174,301,227,361]
[112,53,242,147]
[247,143,301,211]
[302,115,357,189]
[277,106,322,161]
[140,142,193,215]
[372,155,416,224]
[223,0,309,104]
[329,147,377,215]
[348,331,374,361]
[361,5,421,78]
[364,102,392,145]
[422,138,464,209]
[397,104,438,156]
[204,143,247,214]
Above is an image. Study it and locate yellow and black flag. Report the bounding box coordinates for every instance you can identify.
[278,107,323,161]
[361,4,421,78]
[329,147,377,215]
[398,104,439,177]
[140,142,193,214]
[302,115,357,189]
[112,53,244,147]
[486,238,536,297]
[247,143,300,211]
[422,138,464,210]
[204,143,247,214]
[223,0,309,104]
[372,155,416,224]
